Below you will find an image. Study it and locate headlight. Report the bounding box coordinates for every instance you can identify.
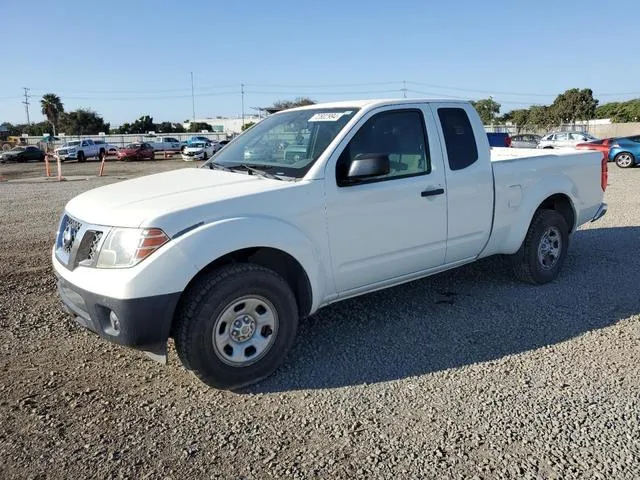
[96,227,169,268]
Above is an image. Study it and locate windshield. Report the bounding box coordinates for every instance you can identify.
[125,143,142,148]
[189,142,207,148]
[10,147,25,152]
[66,141,80,147]
[202,107,359,178]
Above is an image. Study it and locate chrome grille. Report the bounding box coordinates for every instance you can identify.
[61,216,82,253]
[55,213,105,270]
[87,232,103,261]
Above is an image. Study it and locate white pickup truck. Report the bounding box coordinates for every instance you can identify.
[143,135,184,152]
[55,139,108,162]
[52,98,608,390]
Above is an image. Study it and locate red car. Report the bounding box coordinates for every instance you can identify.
[575,137,616,162]
[117,142,155,161]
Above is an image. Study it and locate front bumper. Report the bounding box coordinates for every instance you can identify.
[591,202,608,222]
[181,152,205,161]
[56,273,181,362]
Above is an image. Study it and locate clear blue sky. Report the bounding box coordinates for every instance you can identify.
[2,0,638,127]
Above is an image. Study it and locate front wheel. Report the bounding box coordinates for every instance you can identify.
[510,209,569,285]
[77,151,86,163]
[614,152,634,168]
[173,263,299,390]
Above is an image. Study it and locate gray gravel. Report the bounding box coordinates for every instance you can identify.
[1,159,639,479]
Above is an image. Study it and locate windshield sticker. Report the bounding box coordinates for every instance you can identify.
[308,111,352,122]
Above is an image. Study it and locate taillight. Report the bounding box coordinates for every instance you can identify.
[601,155,608,192]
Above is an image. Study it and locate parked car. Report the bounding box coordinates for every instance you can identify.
[608,135,640,168]
[537,131,599,149]
[55,139,108,162]
[116,142,155,161]
[575,137,617,161]
[52,98,608,390]
[92,139,119,156]
[0,145,45,163]
[510,134,541,148]
[181,141,215,161]
[143,136,184,152]
[486,132,511,147]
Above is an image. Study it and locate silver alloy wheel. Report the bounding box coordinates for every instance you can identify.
[537,226,562,270]
[616,153,633,168]
[212,295,279,367]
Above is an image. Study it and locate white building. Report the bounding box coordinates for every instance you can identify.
[183,115,263,135]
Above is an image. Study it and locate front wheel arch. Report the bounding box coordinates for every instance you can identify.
[170,246,313,338]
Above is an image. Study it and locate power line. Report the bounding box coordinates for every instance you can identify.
[244,89,401,96]
[22,87,31,124]
[243,81,401,88]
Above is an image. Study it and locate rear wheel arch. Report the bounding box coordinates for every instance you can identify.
[535,193,576,233]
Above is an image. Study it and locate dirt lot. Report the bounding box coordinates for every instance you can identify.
[1,159,639,479]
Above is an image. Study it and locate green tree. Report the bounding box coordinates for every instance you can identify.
[595,99,640,122]
[241,121,256,131]
[550,88,598,124]
[527,105,554,130]
[188,122,210,133]
[128,115,156,134]
[614,99,640,122]
[470,97,501,124]
[59,108,110,135]
[40,93,64,135]
[113,122,132,134]
[156,121,185,133]
[505,109,531,133]
[270,97,316,111]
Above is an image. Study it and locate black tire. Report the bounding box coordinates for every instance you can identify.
[543,146,554,149]
[173,263,299,390]
[510,209,569,285]
[77,151,86,163]
[98,149,105,161]
[614,152,635,169]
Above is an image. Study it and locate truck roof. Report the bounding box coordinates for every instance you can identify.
[285,98,466,112]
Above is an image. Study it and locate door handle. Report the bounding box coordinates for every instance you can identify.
[421,188,445,197]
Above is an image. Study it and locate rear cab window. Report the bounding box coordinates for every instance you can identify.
[436,107,478,171]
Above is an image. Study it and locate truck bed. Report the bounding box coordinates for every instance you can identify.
[480,146,605,258]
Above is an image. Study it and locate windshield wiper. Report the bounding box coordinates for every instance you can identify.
[207,162,234,172]
[229,164,293,181]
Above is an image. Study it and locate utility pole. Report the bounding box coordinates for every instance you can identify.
[241,83,245,127]
[22,87,31,124]
[190,72,195,123]
[401,80,407,99]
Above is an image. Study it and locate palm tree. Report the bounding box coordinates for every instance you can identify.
[40,93,64,136]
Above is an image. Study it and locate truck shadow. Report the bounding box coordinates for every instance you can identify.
[245,225,640,394]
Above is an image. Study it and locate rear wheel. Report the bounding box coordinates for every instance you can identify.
[614,152,634,168]
[77,151,86,163]
[173,263,299,390]
[98,150,105,162]
[510,209,569,285]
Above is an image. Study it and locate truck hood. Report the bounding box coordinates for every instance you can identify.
[65,167,293,231]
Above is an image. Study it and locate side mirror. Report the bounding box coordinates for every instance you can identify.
[347,153,390,180]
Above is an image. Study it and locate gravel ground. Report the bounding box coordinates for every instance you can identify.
[1,159,639,479]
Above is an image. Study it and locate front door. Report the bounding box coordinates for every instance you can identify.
[324,106,448,294]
